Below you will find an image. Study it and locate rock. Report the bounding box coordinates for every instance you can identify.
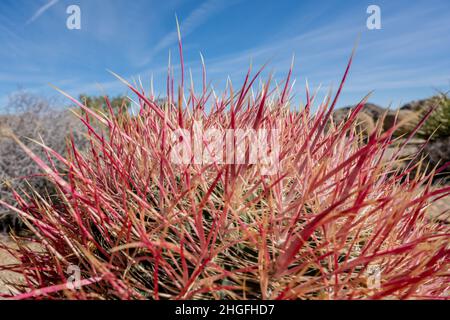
[427,192,450,224]
[358,103,386,122]
[401,96,442,113]
[337,103,386,122]
[333,103,387,137]
[332,107,352,124]
[330,109,375,138]
[382,110,420,135]
[423,136,450,173]
[0,212,23,235]
[355,112,376,136]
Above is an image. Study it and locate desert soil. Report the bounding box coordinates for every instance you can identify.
[0,236,22,296]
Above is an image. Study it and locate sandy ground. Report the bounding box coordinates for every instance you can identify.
[427,195,450,224]
[0,236,22,296]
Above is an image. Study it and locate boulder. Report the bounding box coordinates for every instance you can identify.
[423,136,450,172]
[337,103,386,122]
[358,103,386,122]
[401,96,442,113]
[382,110,420,135]
[330,109,375,138]
[355,112,376,137]
[332,103,385,137]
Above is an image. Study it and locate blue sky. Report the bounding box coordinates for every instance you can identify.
[0,0,449,109]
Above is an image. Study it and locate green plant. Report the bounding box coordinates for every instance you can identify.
[78,94,130,115]
[419,94,450,139]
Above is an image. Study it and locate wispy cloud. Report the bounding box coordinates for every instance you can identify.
[26,0,59,25]
[141,0,239,66]
[1,0,449,109]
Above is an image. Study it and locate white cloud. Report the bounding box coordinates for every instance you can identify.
[26,0,59,25]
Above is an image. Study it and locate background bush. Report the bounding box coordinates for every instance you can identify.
[419,94,450,139]
[0,92,86,232]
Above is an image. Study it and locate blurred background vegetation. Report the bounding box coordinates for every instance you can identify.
[0,92,130,232]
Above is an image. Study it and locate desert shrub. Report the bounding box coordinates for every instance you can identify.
[416,94,450,179]
[78,94,130,115]
[0,92,86,232]
[423,136,450,181]
[418,94,450,140]
[0,56,449,300]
